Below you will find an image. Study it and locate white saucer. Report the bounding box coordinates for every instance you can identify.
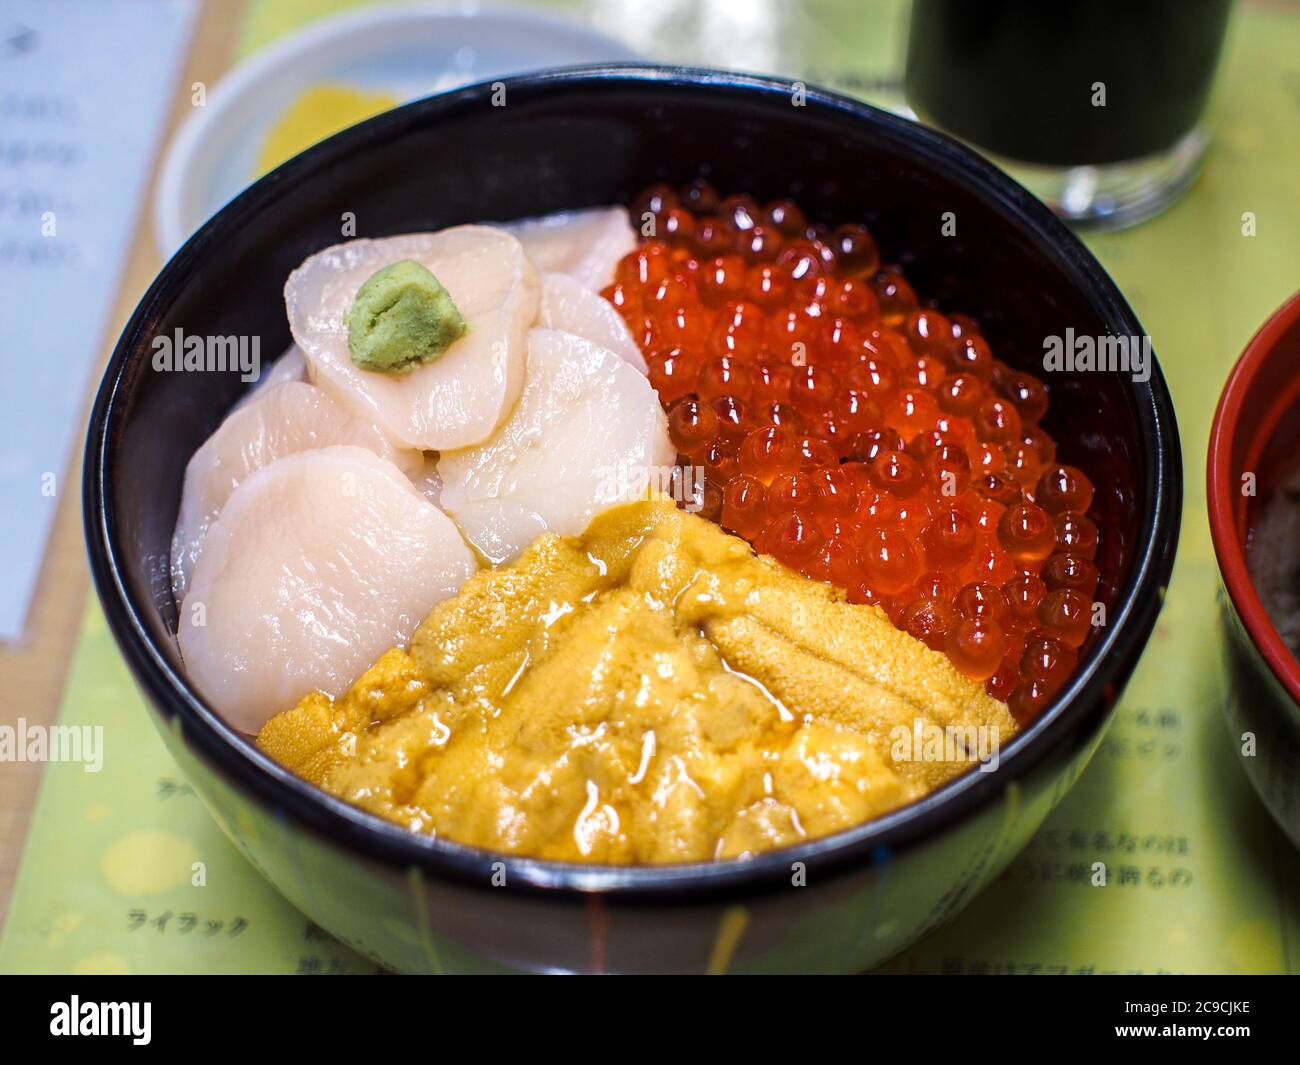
[153,2,641,258]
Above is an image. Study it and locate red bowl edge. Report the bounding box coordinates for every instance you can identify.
[1207,287,1300,707]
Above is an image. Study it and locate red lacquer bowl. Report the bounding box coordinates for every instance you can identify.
[1208,289,1300,847]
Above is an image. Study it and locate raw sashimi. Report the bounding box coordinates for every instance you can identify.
[178,445,477,733]
[231,343,307,412]
[502,207,636,291]
[407,453,443,509]
[438,328,674,564]
[170,380,419,605]
[539,272,646,374]
[285,226,540,451]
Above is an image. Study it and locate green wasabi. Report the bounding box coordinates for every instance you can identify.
[346,259,468,373]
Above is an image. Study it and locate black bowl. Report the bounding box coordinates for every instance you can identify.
[84,66,1181,974]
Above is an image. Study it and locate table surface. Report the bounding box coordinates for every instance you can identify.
[0,0,249,933]
[2,0,1300,974]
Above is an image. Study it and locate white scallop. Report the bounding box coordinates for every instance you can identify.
[285,225,540,451]
[502,206,636,291]
[438,328,674,564]
[172,381,421,604]
[231,343,306,413]
[170,380,419,606]
[407,453,444,509]
[538,271,646,374]
[179,445,477,734]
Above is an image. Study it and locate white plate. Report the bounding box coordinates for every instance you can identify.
[153,2,641,257]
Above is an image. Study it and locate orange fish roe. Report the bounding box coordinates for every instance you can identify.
[602,183,1100,722]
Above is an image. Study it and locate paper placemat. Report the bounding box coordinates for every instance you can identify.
[0,0,196,639]
[4,0,1300,974]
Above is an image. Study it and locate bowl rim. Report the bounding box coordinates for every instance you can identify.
[1207,288,1300,706]
[85,64,1182,903]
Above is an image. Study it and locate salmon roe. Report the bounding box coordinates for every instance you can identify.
[604,184,1101,721]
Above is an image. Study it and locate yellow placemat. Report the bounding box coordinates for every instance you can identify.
[4,0,1300,974]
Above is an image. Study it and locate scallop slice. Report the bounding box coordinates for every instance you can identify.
[407,453,444,509]
[539,272,646,374]
[438,328,674,564]
[231,343,306,413]
[170,379,420,605]
[502,207,636,291]
[285,226,540,451]
[179,445,477,734]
